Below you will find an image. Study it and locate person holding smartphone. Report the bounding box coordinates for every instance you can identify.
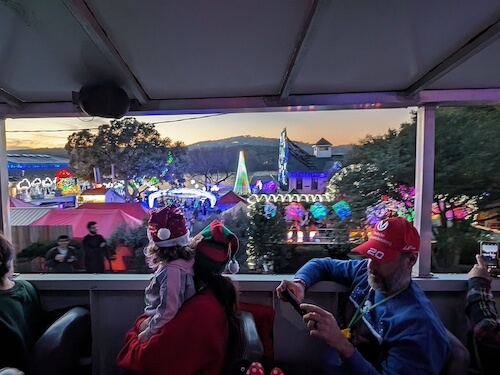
[276,217,450,375]
[466,254,500,374]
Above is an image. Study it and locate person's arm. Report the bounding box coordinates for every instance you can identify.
[44,248,57,269]
[294,258,367,289]
[466,277,500,345]
[466,254,500,346]
[301,303,447,375]
[139,266,182,342]
[67,247,77,263]
[100,235,111,261]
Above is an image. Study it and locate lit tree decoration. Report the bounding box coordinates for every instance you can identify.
[233,150,251,196]
[309,202,329,220]
[332,201,351,221]
[285,202,305,221]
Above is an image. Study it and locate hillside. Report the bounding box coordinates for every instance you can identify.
[9,137,352,173]
[188,135,352,155]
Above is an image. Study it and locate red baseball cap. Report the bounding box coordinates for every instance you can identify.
[352,217,420,262]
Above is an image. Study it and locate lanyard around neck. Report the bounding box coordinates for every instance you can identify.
[347,287,406,329]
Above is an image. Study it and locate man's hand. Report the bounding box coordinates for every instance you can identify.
[276,280,305,303]
[301,303,355,360]
[468,254,493,282]
[100,242,106,248]
[55,254,64,262]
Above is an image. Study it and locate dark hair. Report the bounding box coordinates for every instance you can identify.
[57,235,70,241]
[144,242,195,268]
[87,221,97,229]
[194,268,239,370]
[0,234,15,286]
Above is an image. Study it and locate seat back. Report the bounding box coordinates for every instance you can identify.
[229,311,264,374]
[28,307,91,375]
[440,328,470,375]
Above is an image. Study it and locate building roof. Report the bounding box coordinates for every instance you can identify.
[287,138,343,173]
[10,207,54,226]
[7,153,69,169]
[314,138,332,146]
[2,2,500,117]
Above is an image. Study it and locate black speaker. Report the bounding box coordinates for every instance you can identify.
[78,83,130,118]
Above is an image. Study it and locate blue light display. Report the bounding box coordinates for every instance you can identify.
[8,163,68,170]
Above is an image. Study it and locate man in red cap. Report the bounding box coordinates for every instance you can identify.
[276,217,450,375]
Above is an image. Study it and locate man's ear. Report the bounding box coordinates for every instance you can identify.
[407,252,418,267]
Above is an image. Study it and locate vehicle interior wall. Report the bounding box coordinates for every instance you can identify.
[25,277,500,375]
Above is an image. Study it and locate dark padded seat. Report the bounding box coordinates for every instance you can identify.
[28,306,91,375]
[229,311,264,374]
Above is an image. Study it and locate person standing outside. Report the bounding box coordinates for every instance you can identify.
[82,221,110,273]
[45,235,78,273]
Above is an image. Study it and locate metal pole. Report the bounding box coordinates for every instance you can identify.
[413,106,435,277]
[0,118,11,240]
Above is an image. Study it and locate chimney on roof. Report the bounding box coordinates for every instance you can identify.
[312,138,332,158]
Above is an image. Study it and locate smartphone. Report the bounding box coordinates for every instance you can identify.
[480,242,499,269]
[282,288,306,316]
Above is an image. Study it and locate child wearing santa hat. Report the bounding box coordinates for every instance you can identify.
[138,205,199,342]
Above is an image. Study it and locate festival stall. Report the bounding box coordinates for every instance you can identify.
[31,208,142,239]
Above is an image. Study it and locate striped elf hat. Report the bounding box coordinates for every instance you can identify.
[196,220,239,274]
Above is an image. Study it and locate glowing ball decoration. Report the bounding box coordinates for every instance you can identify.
[263,202,277,219]
[285,202,306,221]
[309,202,329,220]
[332,201,351,221]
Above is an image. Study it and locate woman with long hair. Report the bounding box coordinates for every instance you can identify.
[118,217,241,375]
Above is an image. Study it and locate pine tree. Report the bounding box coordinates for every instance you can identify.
[246,201,287,272]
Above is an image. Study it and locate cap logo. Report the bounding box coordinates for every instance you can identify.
[376,221,389,232]
[367,248,385,260]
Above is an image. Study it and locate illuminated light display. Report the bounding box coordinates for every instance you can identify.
[8,163,67,170]
[263,202,277,218]
[147,188,217,208]
[285,202,306,221]
[247,191,335,206]
[55,169,79,196]
[288,172,327,178]
[332,200,352,221]
[309,202,329,220]
[233,151,251,196]
[278,128,289,188]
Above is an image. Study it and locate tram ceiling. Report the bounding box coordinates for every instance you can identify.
[2,0,500,117]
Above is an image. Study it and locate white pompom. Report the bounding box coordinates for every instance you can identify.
[157,228,171,240]
[227,259,240,274]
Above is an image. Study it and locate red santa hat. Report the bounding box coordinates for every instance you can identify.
[147,205,190,247]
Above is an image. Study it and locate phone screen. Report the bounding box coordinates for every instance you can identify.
[480,243,499,268]
[283,289,306,316]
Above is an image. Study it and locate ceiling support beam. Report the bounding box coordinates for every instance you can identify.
[278,0,330,101]
[0,88,24,109]
[404,16,500,96]
[4,89,500,118]
[62,0,149,105]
